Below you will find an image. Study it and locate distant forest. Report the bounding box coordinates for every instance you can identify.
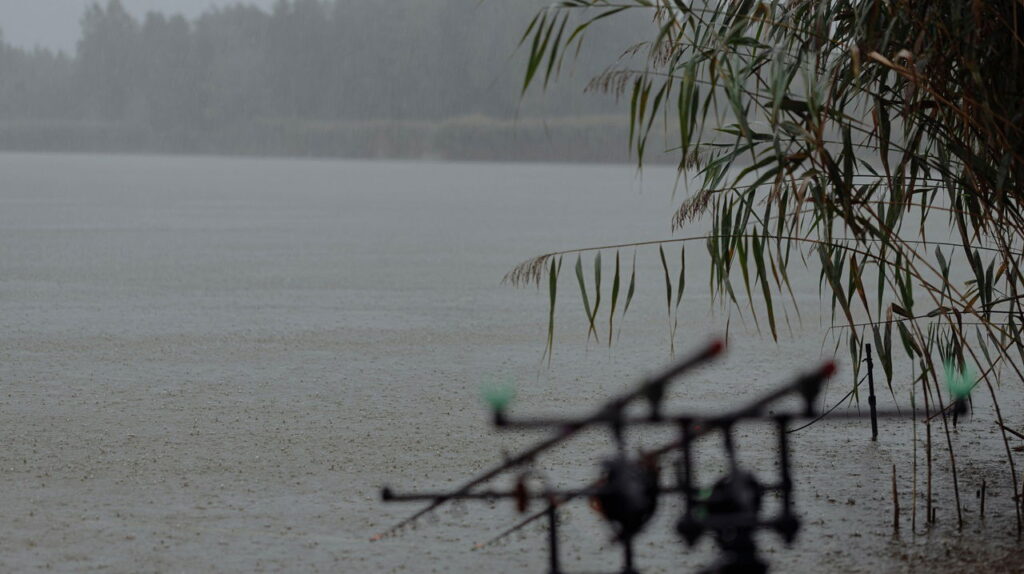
[0,0,656,162]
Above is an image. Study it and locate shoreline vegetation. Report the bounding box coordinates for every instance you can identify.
[0,115,672,165]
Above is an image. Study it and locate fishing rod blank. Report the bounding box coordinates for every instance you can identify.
[371,339,724,541]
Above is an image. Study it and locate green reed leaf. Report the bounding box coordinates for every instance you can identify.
[609,251,620,348]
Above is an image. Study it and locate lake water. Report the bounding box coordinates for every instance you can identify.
[0,153,1019,572]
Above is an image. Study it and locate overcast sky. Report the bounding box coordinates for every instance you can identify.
[0,1,276,53]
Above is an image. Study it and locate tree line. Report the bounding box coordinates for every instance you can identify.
[0,0,650,145]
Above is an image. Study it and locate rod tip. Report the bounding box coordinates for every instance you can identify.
[707,338,726,356]
[820,361,837,378]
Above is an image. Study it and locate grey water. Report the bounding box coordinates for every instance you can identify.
[0,153,1018,572]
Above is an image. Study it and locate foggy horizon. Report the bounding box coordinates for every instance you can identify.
[0,0,652,163]
[0,1,277,52]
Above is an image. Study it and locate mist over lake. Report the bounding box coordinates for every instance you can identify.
[0,1,651,163]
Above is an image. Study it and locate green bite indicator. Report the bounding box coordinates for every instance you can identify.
[943,359,977,401]
[481,377,517,412]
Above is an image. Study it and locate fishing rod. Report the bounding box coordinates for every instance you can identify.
[378,354,958,573]
[379,360,836,571]
[493,361,836,431]
[471,396,950,552]
[472,431,691,552]
[370,339,724,541]
[467,361,839,572]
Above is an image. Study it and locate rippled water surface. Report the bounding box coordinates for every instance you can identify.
[0,153,1020,572]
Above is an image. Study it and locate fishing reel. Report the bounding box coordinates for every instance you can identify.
[677,469,771,574]
[591,454,661,542]
[677,470,764,546]
[673,414,802,574]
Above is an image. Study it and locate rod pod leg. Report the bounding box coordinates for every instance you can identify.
[547,505,561,574]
